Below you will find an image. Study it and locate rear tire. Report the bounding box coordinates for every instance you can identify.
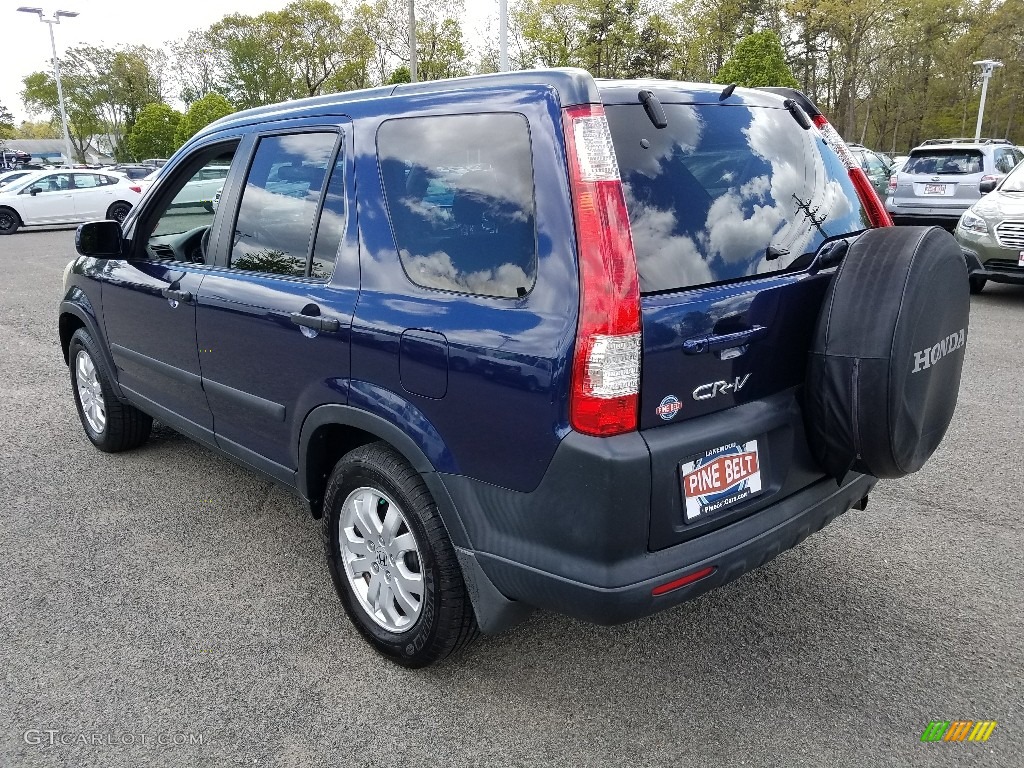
[323,442,478,667]
[106,201,132,224]
[969,275,987,294]
[0,207,20,235]
[68,329,152,452]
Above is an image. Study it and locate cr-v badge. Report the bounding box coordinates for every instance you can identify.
[693,374,751,401]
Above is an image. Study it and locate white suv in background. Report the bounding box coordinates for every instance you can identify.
[886,139,1022,228]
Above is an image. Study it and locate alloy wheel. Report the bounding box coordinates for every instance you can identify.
[338,487,424,633]
[75,350,106,434]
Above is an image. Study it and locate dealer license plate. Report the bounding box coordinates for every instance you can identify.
[680,440,763,523]
[923,184,947,195]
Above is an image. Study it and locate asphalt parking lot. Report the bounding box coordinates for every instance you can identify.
[1,226,1022,767]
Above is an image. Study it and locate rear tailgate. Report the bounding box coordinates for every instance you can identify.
[900,148,984,211]
[602,90,871,549]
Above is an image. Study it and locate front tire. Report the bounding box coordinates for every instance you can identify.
[0,207,20,235]
[323,442,478,667]
[68,329,152,452]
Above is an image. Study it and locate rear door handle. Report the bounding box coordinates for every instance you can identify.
[290,312,339,333]
[683,325,767,354]
[161,288,193,302]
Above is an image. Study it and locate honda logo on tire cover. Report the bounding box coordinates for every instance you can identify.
[912,329,966,373]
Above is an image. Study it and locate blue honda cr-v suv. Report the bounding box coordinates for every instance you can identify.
[60,69,970,666]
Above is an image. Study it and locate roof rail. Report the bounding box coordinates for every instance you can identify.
[920,137,1012,145]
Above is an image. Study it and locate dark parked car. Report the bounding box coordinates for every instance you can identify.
[110,165,152,180]
[60,70,969,667]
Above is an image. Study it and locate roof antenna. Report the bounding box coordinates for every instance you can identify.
[719,83,737,100]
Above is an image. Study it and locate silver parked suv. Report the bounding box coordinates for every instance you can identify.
[886,138,1022,228]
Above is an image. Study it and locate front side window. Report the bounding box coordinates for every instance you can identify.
[229,132,338,278]
[377,113,538,299]
[143,144,238,263]
[23,173,71,194]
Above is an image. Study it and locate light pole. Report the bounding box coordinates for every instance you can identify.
[972,59,1003,142]
[408,0,417,83]
[499,0,508,72]
[17,6,78,166]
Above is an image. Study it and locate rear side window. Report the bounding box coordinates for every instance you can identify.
[605,103,869,294]
[377,113,537,299]
[230,132,338,278]
[904,150,983,175]
[994,148,1019,174]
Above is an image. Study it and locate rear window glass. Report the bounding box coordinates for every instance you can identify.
[904,150,983,175]
[604,103,868,294]
[377,113,537,299]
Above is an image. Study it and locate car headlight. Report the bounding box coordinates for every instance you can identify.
[958,211,988,235]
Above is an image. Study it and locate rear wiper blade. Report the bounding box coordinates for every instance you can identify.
[638,90,668,129]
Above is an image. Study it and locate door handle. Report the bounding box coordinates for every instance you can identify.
[683,325,767,354]
[161,288,193,303]
[290,312,339,333]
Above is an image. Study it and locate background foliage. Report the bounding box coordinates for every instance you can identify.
[17,0,1024,161]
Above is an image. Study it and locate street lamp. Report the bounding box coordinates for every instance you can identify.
[499,0,508,72]
[17,6,79,166]
[972,59,1003,142]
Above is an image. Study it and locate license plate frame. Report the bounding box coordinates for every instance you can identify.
[680,440,763,523]
[923,183,947,195]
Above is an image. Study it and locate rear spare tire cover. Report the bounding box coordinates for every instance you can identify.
[806,226,969,479]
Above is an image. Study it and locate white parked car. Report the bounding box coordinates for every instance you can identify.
[173,165,230,212]
[137,168,161,195]
[0,169,34,189]
[0,169,142,235]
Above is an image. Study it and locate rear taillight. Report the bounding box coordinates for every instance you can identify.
[980,174,998,185]
[887,174,898,194]
[562,104,642,437]
[129,185,141,194]
[811,115,893,228]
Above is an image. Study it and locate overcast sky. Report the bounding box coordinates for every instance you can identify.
[1,0,498,123]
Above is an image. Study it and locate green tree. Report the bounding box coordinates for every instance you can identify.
[0,103,15,139]
[387,66,412,84]
[21,44,166,160]
[126,103,182,160]
[208,12,295,108]
[21,70,102,162]
[280,0,347,96]
[713,30,799,87]
[175,92,234,147]
[171,29,222,106]
[15,120,59,139]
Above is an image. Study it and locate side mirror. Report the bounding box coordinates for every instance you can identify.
[979,179,998,194]
[29,187,40,196]
[76,220,123,257]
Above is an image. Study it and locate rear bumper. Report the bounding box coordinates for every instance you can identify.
[442,426,876,625]
[886,199,969,226]
[476,473,874,624]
